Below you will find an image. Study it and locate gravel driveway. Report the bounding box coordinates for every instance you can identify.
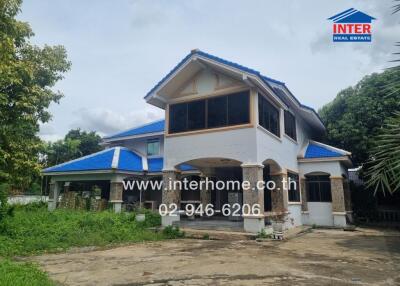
[32,228,400,286]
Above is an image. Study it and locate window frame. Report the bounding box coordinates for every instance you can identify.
[168,90,251,135]
[284,110,297,141]
[146,139,161,157]
[306,175,332,203]
[287,172,300,203]
[258,93,281,138]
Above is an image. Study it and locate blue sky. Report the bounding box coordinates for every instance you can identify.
[19,0,399,141]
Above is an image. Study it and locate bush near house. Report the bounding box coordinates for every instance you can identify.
[0,202,163,257]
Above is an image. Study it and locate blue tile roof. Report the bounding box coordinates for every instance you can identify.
[304,144,343,159]
[43,147,143,173]
[117,148,143,172]
[43,148,197,174]
[147,157,197,173]
[148,157,163,173]
[104,120,165,140]
[144,50,324,128]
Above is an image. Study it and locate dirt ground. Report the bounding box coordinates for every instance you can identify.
[32,228,400,286]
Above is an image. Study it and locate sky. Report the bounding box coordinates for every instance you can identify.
[19,0,399,141]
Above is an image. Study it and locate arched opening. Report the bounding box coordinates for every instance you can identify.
[174,157,243,220]
[262,159,282,212]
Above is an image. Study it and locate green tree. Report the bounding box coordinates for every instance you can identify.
[365,112,400,194]
[65,129,103,156]
[319,68,400,165]
[43,129,103,167]
[0,0,71,188]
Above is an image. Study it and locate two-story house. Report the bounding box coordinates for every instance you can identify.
[43,50,352,233]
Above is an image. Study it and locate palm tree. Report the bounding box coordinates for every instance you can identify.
[365,112,400,194]
[365,2,400,193]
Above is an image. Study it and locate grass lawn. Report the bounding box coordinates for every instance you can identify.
[0,202,170,285]
[0,259,55,286]
[0,203,165,257]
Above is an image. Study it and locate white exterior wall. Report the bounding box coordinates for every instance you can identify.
[255,114,311,171]
[108,136,164,157]
[299,161,344,177]
[164,127,258,169]
[287,204,302,228]
[307,202,334,226]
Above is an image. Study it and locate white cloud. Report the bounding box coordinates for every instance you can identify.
[69,106,164,136]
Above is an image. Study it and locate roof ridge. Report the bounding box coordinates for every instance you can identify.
[43,147,117,172]
[309,140,351,155]
[103,119,165,139]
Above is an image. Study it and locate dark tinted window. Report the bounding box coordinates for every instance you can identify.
[228,92,250,125]
[288,172,300,202]
[207,96,227,128]
[188,100,205,130]
[258,94,280,137]
[169,103,187,133]
[168,91,250,134]
[284,110,297,140]
[306,175,331,202]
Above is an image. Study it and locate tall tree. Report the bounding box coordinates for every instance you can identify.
[319,68,400,165]
[65,129,103,157]
[43,129,103,167]
[0,0,71,188]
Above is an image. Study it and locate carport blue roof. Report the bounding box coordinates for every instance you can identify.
[104,120,165,140]
[43,147,144,173]
[43,147,197,174]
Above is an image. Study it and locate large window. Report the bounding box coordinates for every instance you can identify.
[288,172,300,202]
[258,94,280,137]
[284,110,297,141]
[147,139,160,156]
[306,175,332,202]
[168,91,250,134]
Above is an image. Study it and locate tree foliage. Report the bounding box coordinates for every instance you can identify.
[42,129,103,167]
[319,68,400,165]
[0,0,71,188]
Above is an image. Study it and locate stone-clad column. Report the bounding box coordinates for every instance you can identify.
[48,181,61,211]
[110,181,123,213]
[271,173,288,214]
[300,177,308,212]
[300,177,309,225]
[199,175,211,208]
[242,164,264,233]
[330,176,347,227]
[343,178,353,223]
[162,170,181,226]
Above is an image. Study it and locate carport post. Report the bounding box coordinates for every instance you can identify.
[110,179,124,213]
[48,180,61,211]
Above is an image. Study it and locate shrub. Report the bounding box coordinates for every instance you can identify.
[256,228,270,239]
[0,184,14,224]
[162,225,185,238]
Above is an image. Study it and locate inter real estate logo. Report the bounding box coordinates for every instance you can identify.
[328,8,376,42]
